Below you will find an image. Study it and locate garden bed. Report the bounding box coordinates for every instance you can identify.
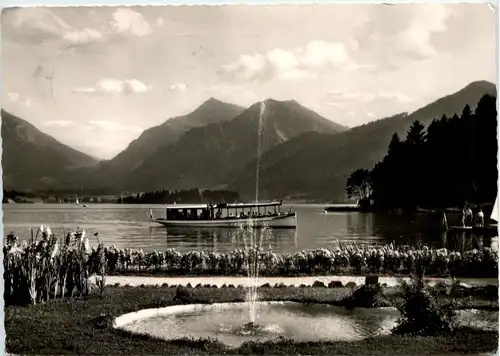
[5,285,498,355]
[101,246,499,279]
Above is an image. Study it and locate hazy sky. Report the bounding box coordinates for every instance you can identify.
[1,4,496,159]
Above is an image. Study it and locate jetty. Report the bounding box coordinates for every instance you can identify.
[324,204,361,213]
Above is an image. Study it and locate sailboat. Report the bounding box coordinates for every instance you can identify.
[75,197,80,206]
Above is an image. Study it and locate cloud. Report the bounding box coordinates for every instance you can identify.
[9,8,103,45]
[377,91,415,103]
[205,84,257,104]
[299,41,351,69]
[156,17,164,27]
[396,3,450,58]
[7,92,33,106]
[365,4,451,65]
[43,120,77,128]
[109,8,153,37]
[5,7,153,46]
[8,92,20,102]
[325,90,415,105]
[62,28,102,45]
[23,97,33,106]
[73,78,152,96]
[221,40,367,82]
[87,120,143,134]
[169,83,188,92]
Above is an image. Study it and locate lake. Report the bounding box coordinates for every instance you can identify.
[2,203,497,253]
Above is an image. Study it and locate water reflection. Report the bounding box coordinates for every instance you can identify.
[346,213,373,236]
[156,226,298,253]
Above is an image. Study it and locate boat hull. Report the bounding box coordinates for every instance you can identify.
[152,213,297,228]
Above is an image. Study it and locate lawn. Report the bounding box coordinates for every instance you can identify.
[5,285,499,355]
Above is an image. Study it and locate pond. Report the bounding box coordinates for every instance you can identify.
[120,302,499,348]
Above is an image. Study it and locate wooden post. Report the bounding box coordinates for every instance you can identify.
[442,212,448,231]
[365,275,379,286]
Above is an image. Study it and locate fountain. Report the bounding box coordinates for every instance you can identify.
[224,220,281,337]
[229,99,275,334]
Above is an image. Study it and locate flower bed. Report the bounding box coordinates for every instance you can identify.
[103,243,498,278]
[4,226,498,306]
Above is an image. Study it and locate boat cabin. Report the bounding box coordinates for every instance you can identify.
[163,201,285,221]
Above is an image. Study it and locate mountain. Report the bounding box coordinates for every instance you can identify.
[121,98,347,191]
[1,109,98,191]
[95,98,245,175]
[227,81,497,202]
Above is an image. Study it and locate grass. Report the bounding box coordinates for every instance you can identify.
[6,285,499,355]
[107,267,498,279]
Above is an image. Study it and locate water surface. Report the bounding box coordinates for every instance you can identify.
[3,203,497,253]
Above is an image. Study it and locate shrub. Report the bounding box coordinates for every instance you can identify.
[392,265,457,336]
[342,283,391,309]
[173,286,194,304]
[312,281,326,288]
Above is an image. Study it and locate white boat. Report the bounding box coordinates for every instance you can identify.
[150,201,297,228]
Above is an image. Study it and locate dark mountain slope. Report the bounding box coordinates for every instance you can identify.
[1,109,98,191]
[93,98,245,177]
[227,81,497,201]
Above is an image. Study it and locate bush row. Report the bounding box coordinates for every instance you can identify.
[103,243,498,278]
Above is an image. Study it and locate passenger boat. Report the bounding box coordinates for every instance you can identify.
[149,200,297,228]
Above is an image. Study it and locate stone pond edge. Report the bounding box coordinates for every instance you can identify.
[113,301,294,329]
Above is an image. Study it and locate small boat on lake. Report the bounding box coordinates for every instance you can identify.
[150,200,297,228]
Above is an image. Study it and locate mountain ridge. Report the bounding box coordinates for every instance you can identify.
[1,109,98,191]
[120,98,347,192]
[226,80,497,201]
[2,80,495,200]
[95,97,246,174]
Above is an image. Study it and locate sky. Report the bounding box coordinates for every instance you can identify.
[1,3,496,159]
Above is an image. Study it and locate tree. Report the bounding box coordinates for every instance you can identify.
[346,169,372,201]
[406,120,426,146]
[365,94,498,210]
[387,133,402,156]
